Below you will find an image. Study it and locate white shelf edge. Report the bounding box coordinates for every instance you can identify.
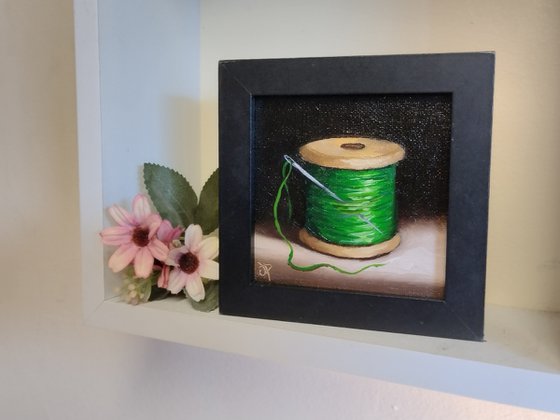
[74,0,106,318]
[86,298,560,414]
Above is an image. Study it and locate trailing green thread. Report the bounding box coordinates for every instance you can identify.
[305,163,397,246]
[273,160,385,274]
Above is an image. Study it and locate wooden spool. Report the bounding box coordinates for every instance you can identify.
[298,137,405,259]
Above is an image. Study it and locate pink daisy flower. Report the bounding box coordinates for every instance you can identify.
[165,224,219,301]
[100,194,169,278]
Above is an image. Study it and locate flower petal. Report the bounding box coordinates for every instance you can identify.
[100,226,132,246]
[167,269,187,294]
[157,220,172,241]
[196,236,219,260]
[184,224,202,250]
[157,220,183,244]
[148,238,168,261]
[108,243,138,273]
[157,266,170,288]
[144,214,162,238]
[133,247,154,278]
[199,259,219,280]
[170,227,183,241]
[166,246,188,266]
[132,194,152,223]
[108,205,136,227]
[185,273,205,302]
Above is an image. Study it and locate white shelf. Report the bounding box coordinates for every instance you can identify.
[74,0,560,414]
[89,298,560,413]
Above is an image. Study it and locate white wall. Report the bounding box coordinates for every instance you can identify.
[1,0,559,419]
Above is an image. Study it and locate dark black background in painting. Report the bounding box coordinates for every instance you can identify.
[252,93,452,225]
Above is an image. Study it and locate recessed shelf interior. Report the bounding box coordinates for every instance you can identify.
[74,0,560,414]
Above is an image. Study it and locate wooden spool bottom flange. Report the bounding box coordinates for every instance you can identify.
[299,229,401,259]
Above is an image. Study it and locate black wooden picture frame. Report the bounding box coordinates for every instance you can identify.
[218,53,494,340]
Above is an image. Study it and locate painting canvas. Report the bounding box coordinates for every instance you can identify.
[252,94,450,299]
[219,53,494,340]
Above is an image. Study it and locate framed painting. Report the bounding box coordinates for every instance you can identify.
[218,53,494,340]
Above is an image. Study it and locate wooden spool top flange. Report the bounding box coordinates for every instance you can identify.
[299,137,405,170]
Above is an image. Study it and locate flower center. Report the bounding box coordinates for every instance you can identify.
[132,227,150,247]
[179,252,199,274]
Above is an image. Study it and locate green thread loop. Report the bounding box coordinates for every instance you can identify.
[273,160,386,274]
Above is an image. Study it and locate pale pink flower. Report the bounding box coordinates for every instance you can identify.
[100,194,168,278]
[165,224,219,301]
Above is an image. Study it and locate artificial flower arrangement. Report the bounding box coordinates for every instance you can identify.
[100,164,219,312]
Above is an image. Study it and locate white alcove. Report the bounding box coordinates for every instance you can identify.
[74,0,560,414]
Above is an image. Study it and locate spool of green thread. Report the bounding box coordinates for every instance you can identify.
[298,137,405,259]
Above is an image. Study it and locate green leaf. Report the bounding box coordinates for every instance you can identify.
[189,281,219,312]
[148,285,170,301]
[143,163,198,228]
[194,168,219,234]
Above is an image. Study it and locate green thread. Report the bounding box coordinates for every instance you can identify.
[305,163,397,246]
[273,160,385,274]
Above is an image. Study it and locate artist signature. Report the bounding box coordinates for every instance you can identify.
[256,261,273,282]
